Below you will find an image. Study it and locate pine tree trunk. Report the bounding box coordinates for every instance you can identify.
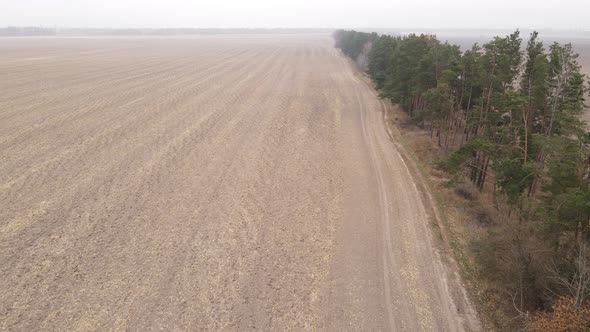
[450,116,460,150]
[429,122,434,139]
[523,108,529,164]
[462,86,473,144]
[471,155,477,183]
[527,153,546,197]
[472,151,481,185]
[444,115,452,152]
[477,155,490,191]
[480,63,496,137]
[475,87,486,137]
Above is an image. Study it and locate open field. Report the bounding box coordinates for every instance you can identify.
[0,35,479,330]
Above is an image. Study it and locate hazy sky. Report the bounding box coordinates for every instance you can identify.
[2,0,589,30]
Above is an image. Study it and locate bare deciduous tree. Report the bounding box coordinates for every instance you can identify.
[547,242,590,306]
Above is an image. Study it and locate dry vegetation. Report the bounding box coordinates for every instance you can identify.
[336,28,590,330]
[387,103,590,330]
[0,35,343,330]
[0,35,479,330]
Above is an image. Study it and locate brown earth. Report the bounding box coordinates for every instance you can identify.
[0,35,480,331]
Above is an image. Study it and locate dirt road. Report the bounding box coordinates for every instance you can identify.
[0,35,480,331]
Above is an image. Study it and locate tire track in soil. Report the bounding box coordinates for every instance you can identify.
[0,35,480,331]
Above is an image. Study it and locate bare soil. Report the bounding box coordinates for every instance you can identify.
[0,35,480,331]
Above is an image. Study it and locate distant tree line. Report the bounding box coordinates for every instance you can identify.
[335,29,590,329]
[0,27,57,36]
[0,27,332,37]
[333,30,379,70]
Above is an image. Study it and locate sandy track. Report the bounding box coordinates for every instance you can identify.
[0,35,479,331]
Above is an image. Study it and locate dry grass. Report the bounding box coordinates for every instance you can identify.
[385,106,542,331]
[0,35,481,331]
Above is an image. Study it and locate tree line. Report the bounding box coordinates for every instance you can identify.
[0,27,332,37]
[0,27,57,37]
[335,29,590,329]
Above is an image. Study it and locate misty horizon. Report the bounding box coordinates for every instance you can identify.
[3,0,590,31]
[3,26,590,32]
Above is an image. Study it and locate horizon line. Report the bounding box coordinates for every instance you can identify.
[2,26,590,32]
